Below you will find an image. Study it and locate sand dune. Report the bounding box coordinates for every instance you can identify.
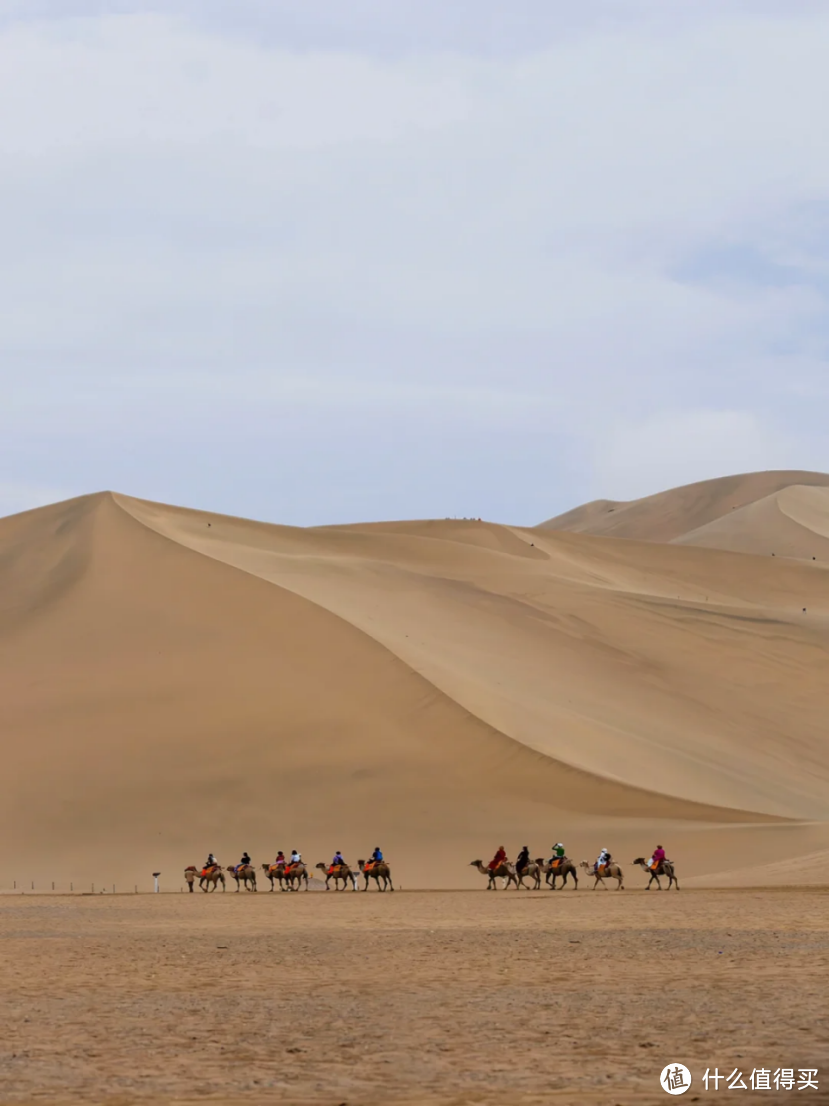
[540,470,829,559]
[675,484,828,560]
[0,487,826,891]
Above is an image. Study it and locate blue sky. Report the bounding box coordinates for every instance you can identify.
[1,1,826,524]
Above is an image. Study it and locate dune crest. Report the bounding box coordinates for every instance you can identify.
[540,470,828,560]
[0,487,826,889]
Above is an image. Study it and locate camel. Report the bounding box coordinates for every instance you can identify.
[227,864,257,892]
[315,862,359,890]
[357,859,394,891]
[633,857,680,890]
[185,864,226,892]
[469,860,519,890]
[285,863,310,892]
[515,859,543,890]
[261,863,291,892]
[579,860,624,890]
[539,857,579,890]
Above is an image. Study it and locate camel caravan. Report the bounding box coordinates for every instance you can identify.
[186,848,392,893]
[470,844,679,891]
[185,844,678,895]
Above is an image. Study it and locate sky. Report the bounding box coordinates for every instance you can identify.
[1,0,827,525]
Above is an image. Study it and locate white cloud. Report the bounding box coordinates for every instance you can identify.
[0,3,825,524]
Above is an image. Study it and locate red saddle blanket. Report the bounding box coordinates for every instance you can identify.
[550,859,562,869]
[328,864,345,875]
[597,864,609,875]
[364,861,380,872]
[200,866,218,877]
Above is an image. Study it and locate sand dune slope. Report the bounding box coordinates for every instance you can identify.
[675,485,828,560]
[0,492,826,890]
[540,470,828,558]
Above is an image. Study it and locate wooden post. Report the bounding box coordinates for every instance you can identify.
[70,882,73,892]
[92,883,94,893]
[134,885,138,894]
[112,885,115,894]
[31,881,34,891]
[52,882,55,891]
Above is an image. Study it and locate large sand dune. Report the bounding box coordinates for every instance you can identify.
[540,469,828,560]
[0,483,826,891]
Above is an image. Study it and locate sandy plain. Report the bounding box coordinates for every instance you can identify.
[0,888,826,1106]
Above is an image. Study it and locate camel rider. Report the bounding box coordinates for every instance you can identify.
[650,845,666,871]
[488,846,507,871]
[331,851,346,870]
[290,850,301,867]
[237,852,251,873]
[204,853,218,872]
[371,847,383,865]
[595,848,611,873]
[516,845,530,874]
[550,843,566,865]
[274,851,286,866]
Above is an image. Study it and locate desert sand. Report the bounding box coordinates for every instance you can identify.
[0,470,827,895]
[0,889,826,1105]
[1,469,827,1105]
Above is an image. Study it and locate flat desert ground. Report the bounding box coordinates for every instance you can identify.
[0,469,827,1103]
[0,889,826,1105]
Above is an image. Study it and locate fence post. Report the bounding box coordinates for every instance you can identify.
[92,883,94,893]
[52,882,55,891]
[70,882,73,892]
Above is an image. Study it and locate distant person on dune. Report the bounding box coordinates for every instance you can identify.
[488,846,507,871]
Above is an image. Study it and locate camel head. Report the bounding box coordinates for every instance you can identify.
[534,858,545,867]
[469,860,483,867]
[357,860,366,870]
[261,863,271,871]
[184,866,198,872]
[632,858,646,866]
[579,860,590,869]
[315,862,327,871]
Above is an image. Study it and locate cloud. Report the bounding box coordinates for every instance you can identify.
[0,2,826,523]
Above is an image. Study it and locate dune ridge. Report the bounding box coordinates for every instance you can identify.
[540,470,829,560]
[0,485,826,889]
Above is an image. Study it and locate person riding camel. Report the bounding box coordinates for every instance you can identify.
[516,845,530,875]
[650,845,666,871]
[330,851,346,873]
[204,853,219,874]
[488,846,507,872]
[289,850,301,869]
[274,851,286,867]
[550,842,566,867]
[235,852,251,874]
[368,846,383,869]
[594,847,612,873]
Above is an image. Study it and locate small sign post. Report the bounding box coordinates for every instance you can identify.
[153,872,161,894]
